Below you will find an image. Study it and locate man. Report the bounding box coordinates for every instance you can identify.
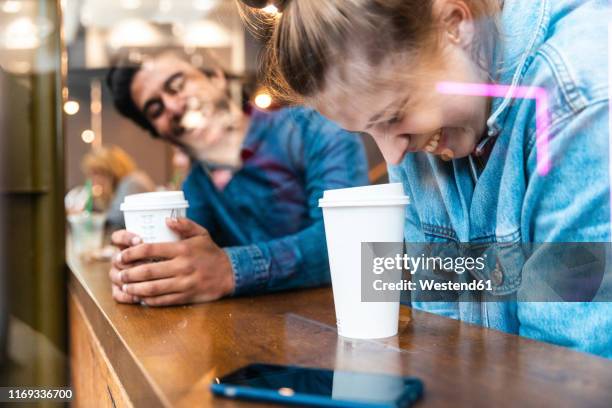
[106,53,368,306]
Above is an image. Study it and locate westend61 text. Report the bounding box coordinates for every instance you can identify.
[373,279,493,292]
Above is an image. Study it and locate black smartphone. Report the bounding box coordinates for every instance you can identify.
[211,363,424,408]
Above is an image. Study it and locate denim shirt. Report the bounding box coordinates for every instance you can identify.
[389,0,612,357]
[183,107,368,296]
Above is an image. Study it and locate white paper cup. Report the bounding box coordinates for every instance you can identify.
[120,191,189,243]
[319,183,409,339]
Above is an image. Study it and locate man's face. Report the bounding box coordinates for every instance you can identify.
[130,54,235,151]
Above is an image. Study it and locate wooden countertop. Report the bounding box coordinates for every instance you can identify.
[67,255,612,408]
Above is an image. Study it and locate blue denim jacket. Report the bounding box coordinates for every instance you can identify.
[183,107,368,295]
[390,0,612,357]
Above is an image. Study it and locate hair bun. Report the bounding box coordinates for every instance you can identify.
[239,0,291,11]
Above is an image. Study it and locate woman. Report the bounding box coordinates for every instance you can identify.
[240,0,611,357]
[81,145,155,228]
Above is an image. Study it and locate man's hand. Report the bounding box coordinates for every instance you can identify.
[109,229,144,304]
[109,218,235,306]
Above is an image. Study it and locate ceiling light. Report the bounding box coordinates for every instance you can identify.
[181,20,231,48]
[1,16,54,50]
[3,17,39,49]
[159,0,172,13]
[120,0,141,10]
[108,19,163,49]
[192,0,218,12]
[2,1,22,13]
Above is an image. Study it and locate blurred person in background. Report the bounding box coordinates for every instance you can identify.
[105,53,368,306]
[80,145,155,229]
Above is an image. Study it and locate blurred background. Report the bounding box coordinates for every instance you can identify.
[63,0,250,190]
[61,0,387,191]
[0,0,387,394]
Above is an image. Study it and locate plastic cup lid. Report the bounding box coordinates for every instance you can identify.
[120,191,189,212]
[318,183,410,208]
[321,183,406,200]
[318,197,410,208]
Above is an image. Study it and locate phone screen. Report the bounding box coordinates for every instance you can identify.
[214,363,423,407]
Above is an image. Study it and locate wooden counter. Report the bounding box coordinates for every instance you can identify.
[68,255,612,408]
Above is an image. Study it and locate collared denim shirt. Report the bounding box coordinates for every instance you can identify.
[389,0,612,357]
[183,107,368,296]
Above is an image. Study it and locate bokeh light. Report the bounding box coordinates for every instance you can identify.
[254,92,273,110]
[262,5,279,15]
[120,0,141,10]
[81,130,95,144]
[1,1,21,13]
[91,184,103,197]
[63,100,80,115]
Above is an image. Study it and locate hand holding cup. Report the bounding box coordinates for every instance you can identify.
[109,229,143,304]
[110,218,235,306]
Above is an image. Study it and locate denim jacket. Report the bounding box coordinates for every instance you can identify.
[183,107,368,296]
[389,0,612,357]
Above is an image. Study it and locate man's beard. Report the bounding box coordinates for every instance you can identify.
[178,98,246,169]
[188,126,245,169]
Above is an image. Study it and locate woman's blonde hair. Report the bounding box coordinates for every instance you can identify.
[240,0,501,104]
[81,145,136,189]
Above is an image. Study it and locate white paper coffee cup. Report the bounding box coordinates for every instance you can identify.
[120,191,189,243]
[319,183,409,339]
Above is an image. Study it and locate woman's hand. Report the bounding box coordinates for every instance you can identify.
[109,218,235,306]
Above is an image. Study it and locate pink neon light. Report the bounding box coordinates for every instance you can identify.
[436,81,552,176]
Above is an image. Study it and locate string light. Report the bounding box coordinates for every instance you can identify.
[81,130,95,144]
[91,101,101,114]
[254,91,273,110]
[64,100,80,115]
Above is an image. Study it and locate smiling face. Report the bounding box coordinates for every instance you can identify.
[130,54,245,165]
[308,1,493,164]
[317,47,490,164]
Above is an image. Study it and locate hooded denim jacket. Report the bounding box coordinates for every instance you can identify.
[389,0,612,357]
